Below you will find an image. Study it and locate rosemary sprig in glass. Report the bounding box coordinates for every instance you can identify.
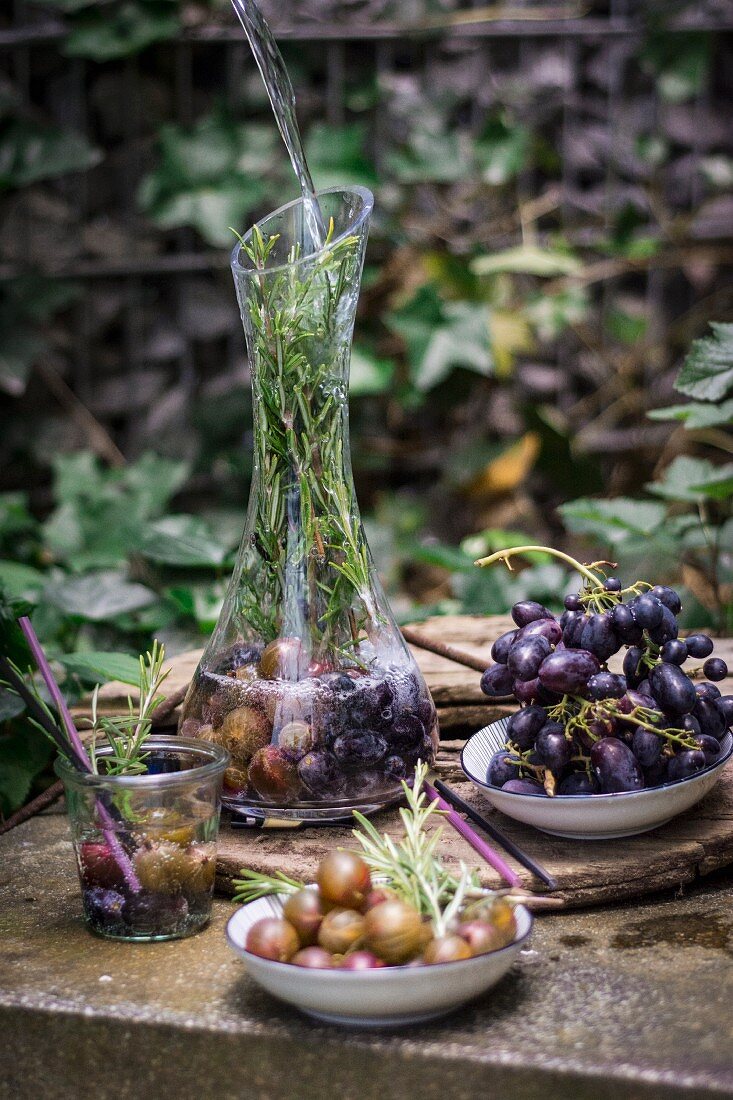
[87,641,169,775]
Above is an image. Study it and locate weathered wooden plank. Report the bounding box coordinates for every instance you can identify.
[214,759,733,909]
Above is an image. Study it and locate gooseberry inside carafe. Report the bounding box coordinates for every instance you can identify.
[179,187,438,820]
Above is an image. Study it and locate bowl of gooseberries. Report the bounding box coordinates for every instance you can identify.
[463,548,733,840]
[226,848,532,1027]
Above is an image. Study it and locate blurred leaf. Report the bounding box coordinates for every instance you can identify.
[64,1,180,60]
[0,724,55,817]
[488,310,534,376]
[306,123,378,189]
[57,651,140,685]
[689,469,733,501]
[646,456,730,503]
[27,0,93,9]
[525,285,590,341]
[472,245,581,278]
[648,399,733,429]
[0,323,44,396]
[0,120,101,190]
[408,542,475,573]
[349,345,394,396]
[466,433,540,499]
[700,156,733,190]
[388,285,492,392]
[139,112,274,246]
[475,114,531,185]
[166,582,225,632]
[387,130,470,184]
[0,689,25,723]
[43,452,189,571]
[605,307,647,346]
[139,515,228,567]
[45,571,158,620]
[560,497,667,545]
[0,561,45,601]
[643,31,710,104]
[675,323,733,402]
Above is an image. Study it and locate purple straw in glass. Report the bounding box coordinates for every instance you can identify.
[423,780,521,888]
[19,617,141,893]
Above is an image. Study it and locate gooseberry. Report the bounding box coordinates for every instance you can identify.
[291,947,334,968]
[339,951,385,970]
[317,908,365,954]
[245,917,300,962]
[317,850,372,910]
[423,934,472,965]
[363,899,424,964]
[282,888,325,946]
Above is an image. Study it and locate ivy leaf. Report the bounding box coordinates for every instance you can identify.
[0,724,55,816]
[306,123,378,189]
[0,323,44,396]
[0,688,26,723]
[0,561,45,601]
[474,114,531,185]
[139,113,273,246]
[674,322,733,402]
[559,497,667,546]
[387,130,471,184]
[648,399,733,429]
[387,286,492,392]
[0,120,101,190]
[64,1,180,60]
[57,651,141,686]
[349,345,394,396]
[646,456,733,503]
[45,571,158,621]
[139,515,229,568]
[471,245,582,278]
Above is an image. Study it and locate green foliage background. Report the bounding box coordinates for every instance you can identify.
[1,0,733,814]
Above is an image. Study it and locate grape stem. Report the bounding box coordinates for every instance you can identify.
[474,545,606,587]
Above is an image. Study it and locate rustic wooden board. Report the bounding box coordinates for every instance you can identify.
[214,744,733,910]
[71,613,733,909]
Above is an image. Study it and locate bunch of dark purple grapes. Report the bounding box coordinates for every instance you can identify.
[480,581,732,796]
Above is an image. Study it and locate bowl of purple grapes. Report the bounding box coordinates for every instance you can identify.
[462,551,733,839]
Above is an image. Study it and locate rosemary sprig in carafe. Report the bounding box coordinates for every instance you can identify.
[233,217,380,663]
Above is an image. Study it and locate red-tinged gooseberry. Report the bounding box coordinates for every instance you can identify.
[248,745,300,801]
[339,951,385,970]
[291,947,334,968]
[282,888,325,946]
[423,934,472,965]
[259,638,306,680]
[317,850,372,910]
[363,899,424,964]
[456,920,504,956]
[245,917,300,962]
[79,841,124,890]
[364,886,397,911]
[317,908,365,954]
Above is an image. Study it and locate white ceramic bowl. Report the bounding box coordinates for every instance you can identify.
[226,891,532,1027]
[462,717,733,840]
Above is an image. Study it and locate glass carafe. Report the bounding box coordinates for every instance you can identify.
[179,187,437,820]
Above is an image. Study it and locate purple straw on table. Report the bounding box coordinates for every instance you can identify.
[423,780,522,888]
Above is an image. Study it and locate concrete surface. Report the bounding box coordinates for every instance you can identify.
[1,812,732,1100]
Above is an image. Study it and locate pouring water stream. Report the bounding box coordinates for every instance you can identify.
[230,0,327,250]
